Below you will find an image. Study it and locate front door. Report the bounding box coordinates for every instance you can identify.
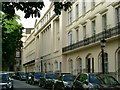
[87,58,91,73]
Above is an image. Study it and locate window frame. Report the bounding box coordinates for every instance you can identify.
[115,6,120,24]
[76,4,79,19]
[91,19,96,35]
[68,31,72,45]
[83,25,87,39]
[102,13,107,31]
[82,0,86,14]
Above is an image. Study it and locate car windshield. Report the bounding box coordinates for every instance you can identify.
[0,73,9,83]
[35,72,44,79]
[89,74,102,84]
[19,72,26,76]
[63,75,75,81]
[100,76,120,85]
[46,74,57,79]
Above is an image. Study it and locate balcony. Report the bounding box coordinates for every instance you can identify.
[62,23,120,53]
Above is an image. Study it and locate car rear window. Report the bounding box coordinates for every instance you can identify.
[46,74,57,79]
[101,76,120,85]
[0,73,9,82]
[89,74,101,84]
[63,75,75,81]
[35,72,44,78]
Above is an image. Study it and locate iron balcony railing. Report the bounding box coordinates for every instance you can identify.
[62,23,120,53]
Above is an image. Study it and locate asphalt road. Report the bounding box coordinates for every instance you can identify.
[13,79,50,90]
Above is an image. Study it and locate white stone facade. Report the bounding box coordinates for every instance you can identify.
[21,1,120,80]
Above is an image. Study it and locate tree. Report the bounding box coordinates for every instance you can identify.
[1,0,72,71]
[1,0,72,19]
[2,13,24,71]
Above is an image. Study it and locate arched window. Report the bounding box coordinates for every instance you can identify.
[55,61,58,71]
[117,50,120,81]
[69,59,73,74]
[68,31,72,45]
[104,53,108,73]
[100,52,108,73]
[76,58,82,74]
[48,63,51,72]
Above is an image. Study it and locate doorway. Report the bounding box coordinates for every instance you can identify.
[86,54,94,73]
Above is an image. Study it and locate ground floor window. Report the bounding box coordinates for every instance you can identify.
[76,58,82,74]
[69,59,73,74]
[100,52,108,73]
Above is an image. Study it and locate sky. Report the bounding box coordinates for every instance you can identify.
[16,0,51,28]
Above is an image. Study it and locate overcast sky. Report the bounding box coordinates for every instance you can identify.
[16,0,51,28]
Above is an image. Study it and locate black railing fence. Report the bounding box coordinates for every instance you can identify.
[62,23,120,53]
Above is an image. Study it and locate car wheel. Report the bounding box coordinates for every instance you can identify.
[10,84,13,90]
[38,81,42,87]
[32,81,35,85]
[28,80,30,84]
[52,85,56,90]
[19,77,21,80]
[29,80,32,85]
[43,83,47,89]
[30,81,32,85]
[56,85,64,90]
[11,85,13,90]
[26,80,28,83]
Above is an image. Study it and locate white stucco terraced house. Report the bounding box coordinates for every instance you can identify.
[21,0,120,81]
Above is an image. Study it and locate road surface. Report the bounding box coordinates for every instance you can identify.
[13,79,50,90]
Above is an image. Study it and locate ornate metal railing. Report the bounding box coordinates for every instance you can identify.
[62,23,120,53]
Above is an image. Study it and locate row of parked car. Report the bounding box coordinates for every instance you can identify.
[25,72,76,90]
[12,71,120,90]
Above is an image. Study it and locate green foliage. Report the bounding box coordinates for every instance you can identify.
[1,1,72,18]
[2,13,24,71]
[54,2,72,15]
[1,0,72,70]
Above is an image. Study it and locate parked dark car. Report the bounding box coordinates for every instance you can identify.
[38,73,58,88]
[30,72,44,85]
[0,73,14,90]
[52,73,75,90]
[73,73,120,90]
[99,74,120,90]
[9,73,16,79]
[15,71,26,80]
[7,72,15,79]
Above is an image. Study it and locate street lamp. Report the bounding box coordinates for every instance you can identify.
[100,39,106,74]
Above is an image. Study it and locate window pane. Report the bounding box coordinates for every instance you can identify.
[92,20,96,35]
[76,29,79,42]
[102,14,107,30]
[76,4,79,19]
[116,7,120,23]
[68,32,72,45]
[92,0,95,7]
[69,60,73,74]
[104,53,108,72]
[77,59,82,73]
[83,25,86,39]
[82,1,86,14]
